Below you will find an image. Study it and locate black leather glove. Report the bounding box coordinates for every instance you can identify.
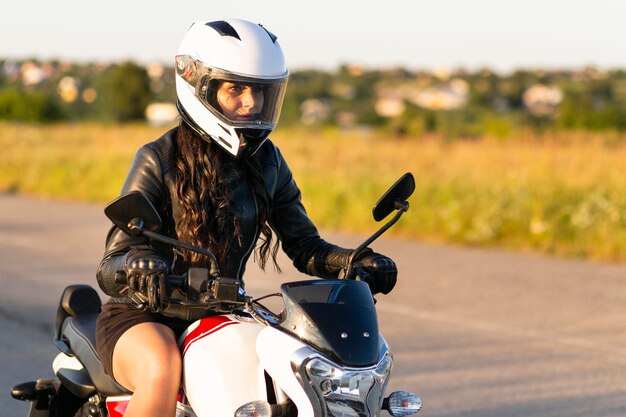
[125,248,170,311]
[354,250,397,295]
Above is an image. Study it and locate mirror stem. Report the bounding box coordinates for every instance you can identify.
[345,200,410,279]
[141,229,221,279]
[128,217,144,235]
[394,200,410,211]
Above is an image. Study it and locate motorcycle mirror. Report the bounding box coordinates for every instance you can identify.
[345,173,415,279]
[104,191,222,278]
[372,173,415,222]
[104,191,162,237]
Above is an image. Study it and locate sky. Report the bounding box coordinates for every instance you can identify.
[2,0,625,73]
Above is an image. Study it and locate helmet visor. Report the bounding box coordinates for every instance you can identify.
[176,54,288,130]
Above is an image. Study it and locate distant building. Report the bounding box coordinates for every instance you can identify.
[331,82,355,100]
[145,102,178,126]
[409,86,467,110]
[335,111,356,128]
[346,64,365,77]
[21,61,47,86]
[375,77,469,113]
[82,88,98,104]
[522,84,563,116]
[409,78,469,110]
[300,98,330,124]
[147,63,165,79]
[58,77,79,103]
[375,97,405,117]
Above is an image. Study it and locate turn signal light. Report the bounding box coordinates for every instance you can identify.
[383,391,423,416]
[235,401,272,417]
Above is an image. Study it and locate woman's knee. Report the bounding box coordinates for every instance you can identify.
[112,322,181,391]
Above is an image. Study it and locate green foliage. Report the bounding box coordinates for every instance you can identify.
[101,61,152,121]
[1,58,626,135]
[558,90,626,131]
[0,87,62,121]
[279,70,334,125]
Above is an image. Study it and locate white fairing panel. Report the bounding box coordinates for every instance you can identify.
[179,315,266,417]
[52,352,83,373]
[256,327,314,417]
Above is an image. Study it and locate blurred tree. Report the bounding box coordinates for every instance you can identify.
[280,70,334,125]
[0,59,7,86]
[101,61,152,121]
[2,57,626,134]
[0,88,62,121]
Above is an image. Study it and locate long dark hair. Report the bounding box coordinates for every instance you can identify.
[174,122,280,274]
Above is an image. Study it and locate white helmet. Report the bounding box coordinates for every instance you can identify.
[175,19,289,158]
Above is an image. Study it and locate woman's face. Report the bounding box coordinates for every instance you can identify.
[216,82,265,121]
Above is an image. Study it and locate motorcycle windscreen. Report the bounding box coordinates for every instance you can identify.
[278,280,379,367]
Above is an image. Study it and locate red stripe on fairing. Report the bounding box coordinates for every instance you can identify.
[181,315,238,357]
[106,399,129,417]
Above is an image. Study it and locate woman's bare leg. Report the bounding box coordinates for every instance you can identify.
[112,322,181,417]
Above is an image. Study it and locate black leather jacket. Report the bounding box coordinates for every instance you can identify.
[97,127,352,299]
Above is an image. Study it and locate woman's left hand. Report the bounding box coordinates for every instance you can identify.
[354,252,397,295]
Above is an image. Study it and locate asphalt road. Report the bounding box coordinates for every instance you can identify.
[2,193,626,417]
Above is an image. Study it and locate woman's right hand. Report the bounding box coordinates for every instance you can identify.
[124,249,170,311]
[125,249,169,293]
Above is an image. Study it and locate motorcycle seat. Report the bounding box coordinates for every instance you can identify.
[56,285,131,397]
[61,314,131,397]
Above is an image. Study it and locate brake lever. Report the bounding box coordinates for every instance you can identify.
[146,273,170,313]
[353,265,371,282]
[147,281,158,312]
[353,266,377,303]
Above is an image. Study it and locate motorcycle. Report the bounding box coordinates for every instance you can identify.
[11,173,422,417]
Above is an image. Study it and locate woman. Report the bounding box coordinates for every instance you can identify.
[95,18,397,417]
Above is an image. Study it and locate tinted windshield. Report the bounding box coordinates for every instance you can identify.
[277,280,379,367]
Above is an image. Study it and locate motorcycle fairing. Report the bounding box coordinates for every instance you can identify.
[105,396,196,417]
[105,395,131,417]
[179,315,267,417]
[277,280,380,367]
[257,326,392,417]
[180,315,239,357]
[257,327,317,417]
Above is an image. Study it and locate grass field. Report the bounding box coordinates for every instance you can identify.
[2,121,626,262]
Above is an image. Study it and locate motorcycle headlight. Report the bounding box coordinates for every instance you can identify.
[303,353,393,417]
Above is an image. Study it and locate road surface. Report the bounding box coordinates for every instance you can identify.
[1,193,626,416]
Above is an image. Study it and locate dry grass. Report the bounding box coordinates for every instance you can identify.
[2,122,626,262]
[273,127,626,261]
[0,122,165,201]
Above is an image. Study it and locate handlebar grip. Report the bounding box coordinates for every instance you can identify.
[168,275,186,289]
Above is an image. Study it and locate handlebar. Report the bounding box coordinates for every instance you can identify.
[116,266,249,321]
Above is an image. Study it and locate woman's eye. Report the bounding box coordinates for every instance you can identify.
[229,86,243,94]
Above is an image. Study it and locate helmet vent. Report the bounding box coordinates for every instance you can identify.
[258,24,278,43]
[218,123,231,135]
[217,136,233,149]
[205,21,241,40]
